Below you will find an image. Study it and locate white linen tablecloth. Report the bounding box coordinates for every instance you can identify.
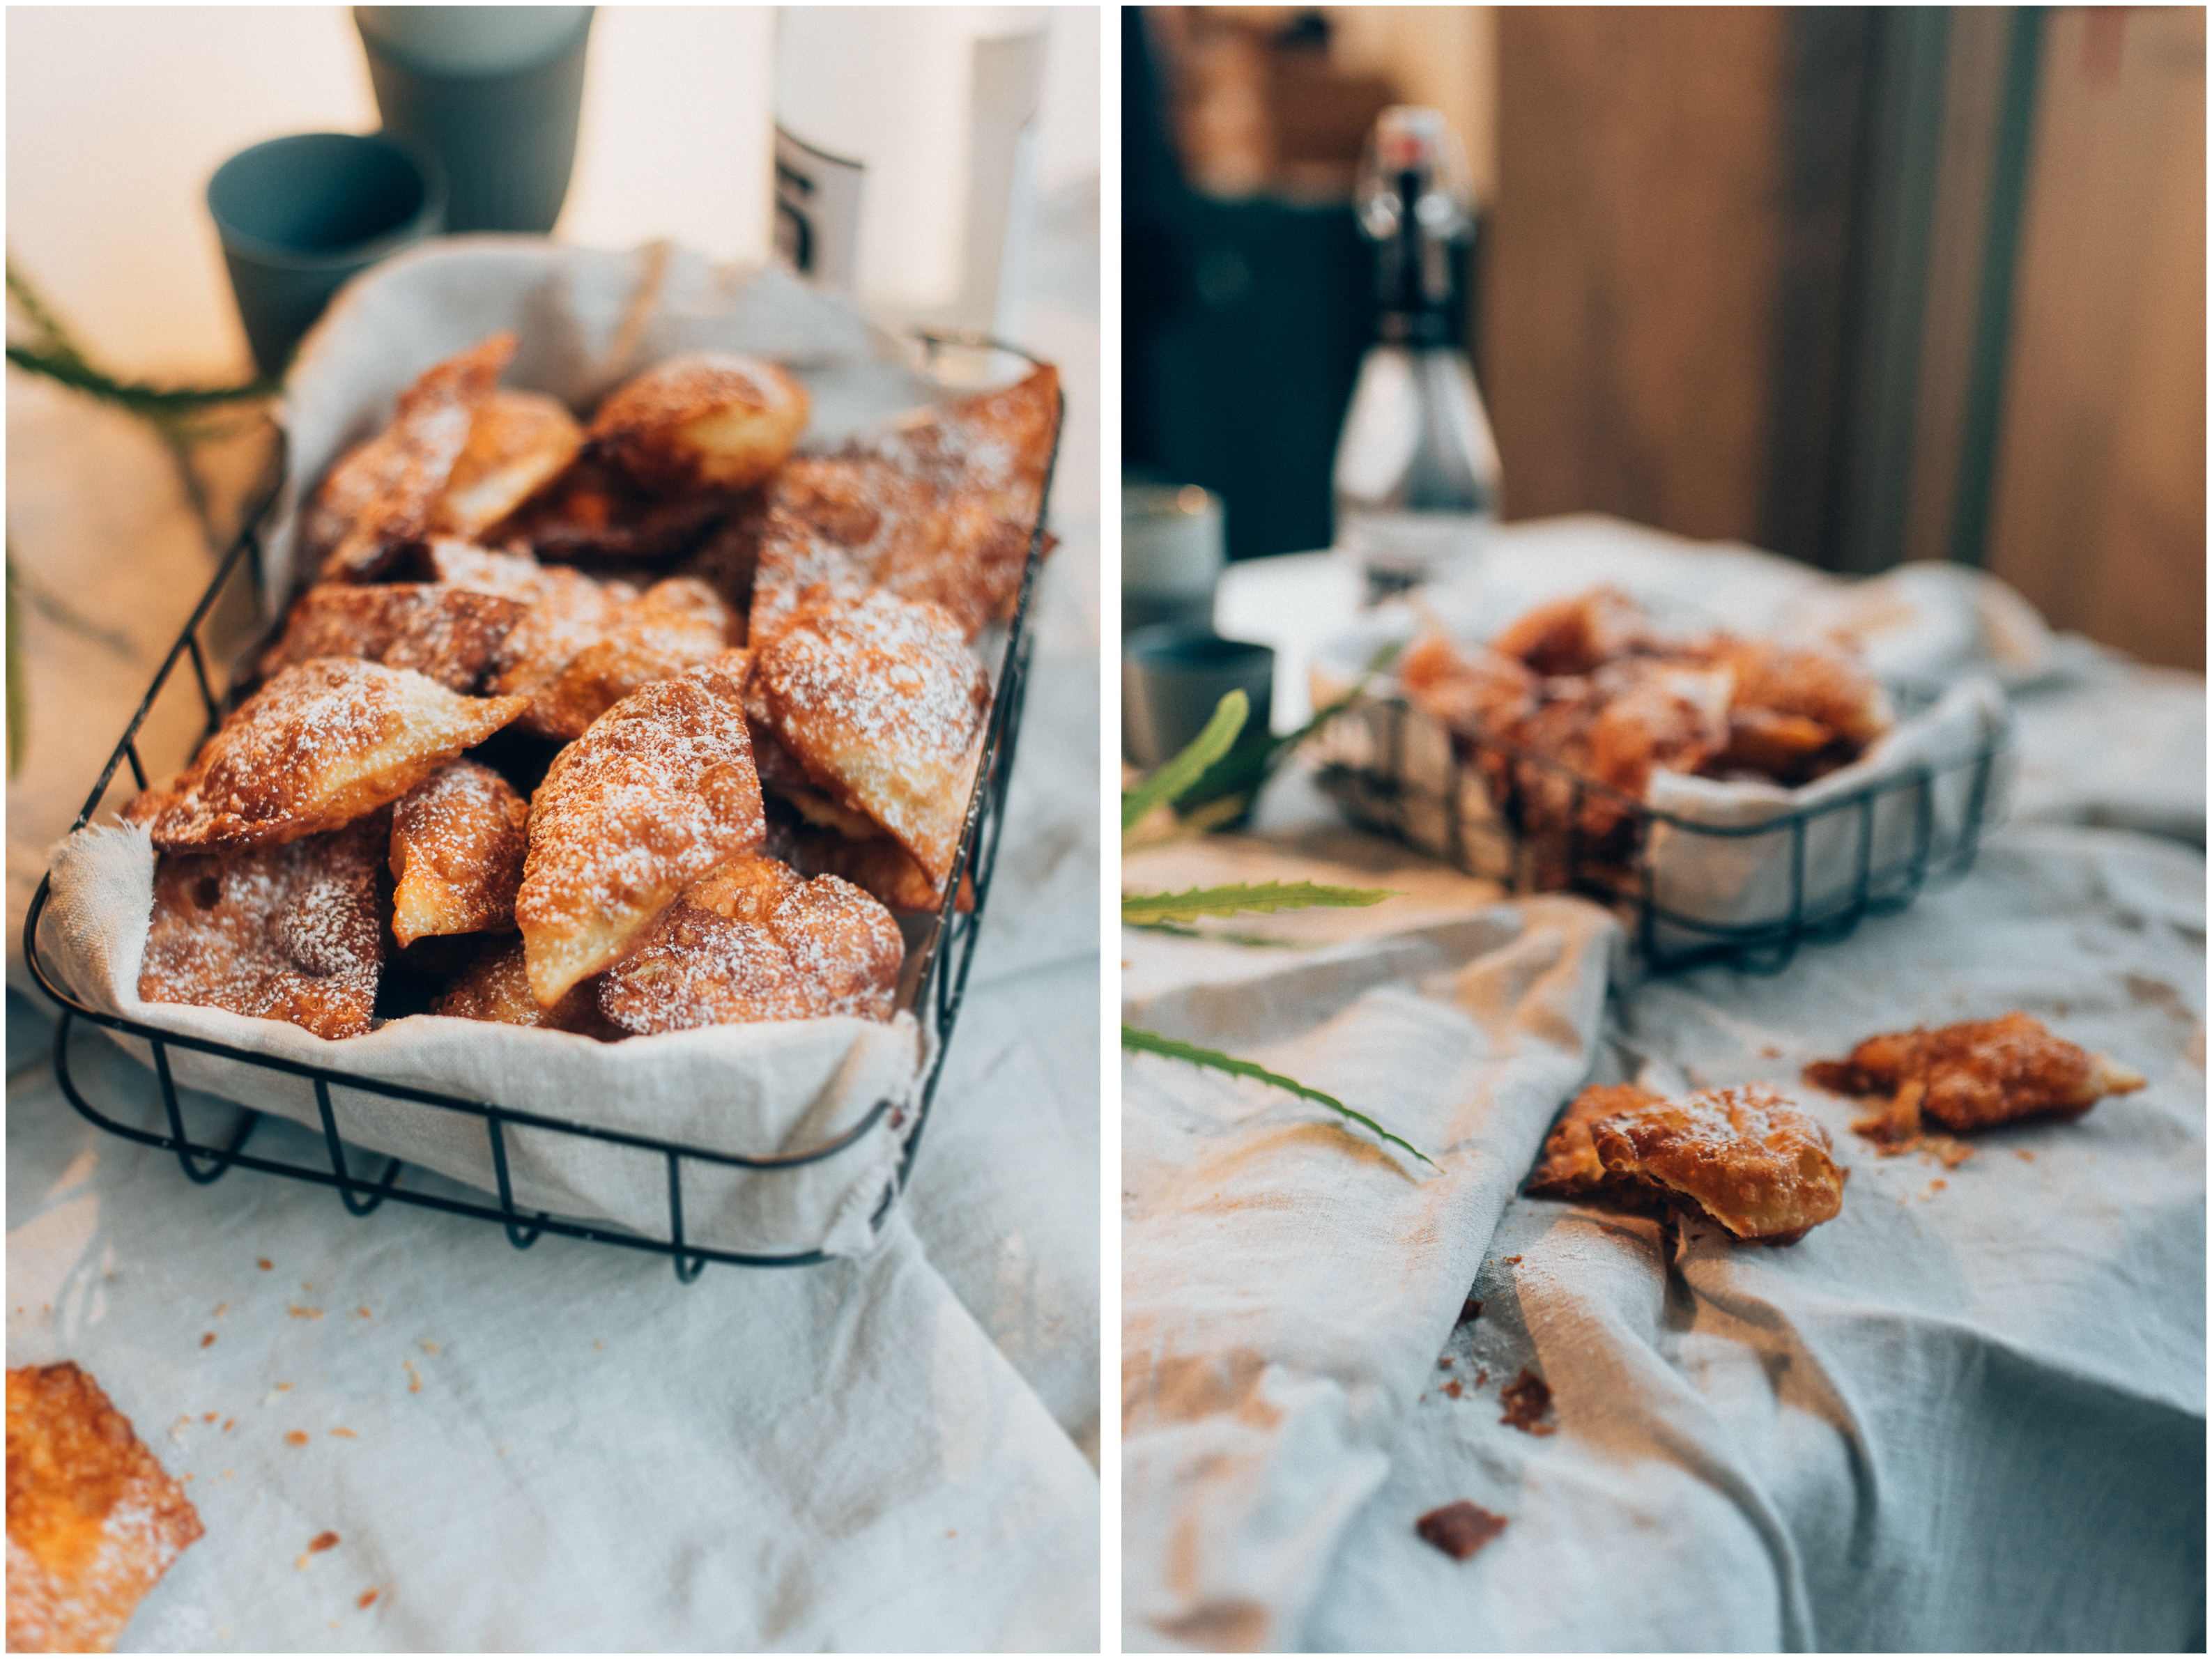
[1137,521,2205,1651]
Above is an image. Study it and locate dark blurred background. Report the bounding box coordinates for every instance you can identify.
[1123,5,2205,670]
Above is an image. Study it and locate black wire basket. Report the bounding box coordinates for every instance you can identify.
[22,346,1061,1281]
[1313,684,2011,975]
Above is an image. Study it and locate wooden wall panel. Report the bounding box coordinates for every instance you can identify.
[1986,6,2206,670]
[1484,6,1788,543]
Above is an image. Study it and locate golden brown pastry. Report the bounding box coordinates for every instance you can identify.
[429,936,617,1037]
[747,364,1060,645]
[431,389,584,540]
[515,677,767,1006]
[789,823,974,915]
[1491,587,1651,677]
[127,658,528,854]
[7,1364,203,1655]
[586,352,810,494]
[751,589,991,889]
[486,454,735,564]
[598,902,823,1033]
[137,813,389,1040]
[524,577,737,741]
[430,547,643,733]
[1526,1082,1667,1197]
[256,582,527,693]
[1804,1012,2146,1134]
[1584,1083,1848,1244]
[388,759,530,947]
[312,332,516,582]
[767,872,904,1019]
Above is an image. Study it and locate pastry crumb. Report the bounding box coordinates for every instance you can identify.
[258,1258,272,1270]
[308,1531,339,1553]
[199,1333,216,1348]
[1500,1369,1556,1435]
[1458,1298,1483,1324]
[1415,1500,1507,1561]
[285,1430,309,1447]
[358,1589,380,1610]
[1442,1380,1464,1399]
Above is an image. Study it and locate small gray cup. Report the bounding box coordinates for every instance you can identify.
[356,6,594,235]
[206,131,445,380]
[1123,624,1275,771]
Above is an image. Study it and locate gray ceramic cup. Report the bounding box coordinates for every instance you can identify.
[206,131,445,380]
[1123,624,1276,771]
[355,6,594,235]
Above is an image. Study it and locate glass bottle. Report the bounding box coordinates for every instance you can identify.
[1331,107,1503,605]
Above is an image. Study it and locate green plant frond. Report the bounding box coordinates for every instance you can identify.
[1120,690,1247,835]
[1121,881,1397,927]
[1121,1024,1438,1169]
[6,346,277,414]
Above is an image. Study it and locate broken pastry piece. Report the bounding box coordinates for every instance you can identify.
[7,1363,203,1655]
[515,676,767,1007]
[137,812,389,1040]
[312,332,516,582]
[1805,1012,2146,1141]
[256,582,527,693]
[128,658,528,854]
[429,388,584,541]
[751,589,991,889]
[389,759,530,947]
[586,352,809,495]
[1528,1081,1848,1244]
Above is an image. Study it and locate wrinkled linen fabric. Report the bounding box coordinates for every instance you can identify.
[1121,833,1618,1650]
[1299,824,2204,1652]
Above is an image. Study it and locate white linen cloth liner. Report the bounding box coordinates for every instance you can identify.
[31,240,1022,1259]
[1120,827,1619,1650]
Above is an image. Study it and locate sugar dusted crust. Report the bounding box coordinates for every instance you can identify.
[1526,1082,1666,1196]
[1587,1083,1848,1244]
[525,577,736,741]
[389,759,530,946]
[132,658,528,854]
[257,582,526,692]
[431,389,583,540]
[139,813,389,1040]
[587,352,809,494]
[516,677,766,1006]
[7,1363,203,1655]
[753,589,990,888]
[430,936,616,1037]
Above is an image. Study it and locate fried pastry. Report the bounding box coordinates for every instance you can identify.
[1804,1012,2145,1134]
[1526,1082,1666,1197]
[586,352,810,494]
[256,582,527,693]
[766,872,903,1019]
[751,589,991,888]
[389,759,530,946]
[487,454,734,565]
[598,902,823,1033]
[789,822,974,915]
[138,813,388,1040]
[1585,1083,1848,1244]
[431,388,585,540]
[1584,659,1735,802]
[525,577,737,741]
[129,658,528,854]
[1491,587,1652,677]
[7,1363,203,1655]
[438,550,643,734]
[314,332,515,582]
[681,849,806,925]
[429,936,617,1037]
[515,676,767,1006]
[1396,631,1538,739]
[747,365,1060,645]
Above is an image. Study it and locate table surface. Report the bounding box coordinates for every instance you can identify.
[6,13,1103,1651]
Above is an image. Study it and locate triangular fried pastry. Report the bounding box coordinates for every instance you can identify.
[525,577,737,741]
[788,822,974,916]
[431,389,584,540]
[315,332,516,582]
[746,364,1060,645]
[138,812,390,1040]
[597,902,822,1034]
[131,658,529,854]
[682,854,903,1020]
[1804,1012,2145,1132]
[751,589,991,889]
[515,677,766,1006]
[1585,1083,1848,1244]
[6,1362,203,1656]
[257,582,527,692]
[389,759,530,946]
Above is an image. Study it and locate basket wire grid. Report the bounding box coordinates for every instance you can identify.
[1317,687,2010,975]
[22,356,1062,1281]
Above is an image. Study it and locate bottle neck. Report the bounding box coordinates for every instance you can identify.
[1374,165,1459,348]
